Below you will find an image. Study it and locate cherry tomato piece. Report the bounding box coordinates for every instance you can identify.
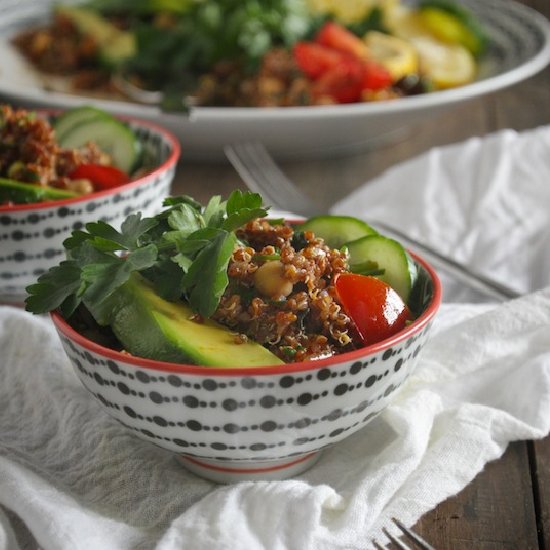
[293,41,349,79]
[69,164,130,191]
[335,273,412,345]
[311,62,364,103]
[315,21,369,61]
[361,60,394,90]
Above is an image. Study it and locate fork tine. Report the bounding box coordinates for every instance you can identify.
[391,518,437,550]
[382,527,414,549]
[225,142,306,210]
[246,143,317,211]
[224,142,320,217]
[224,144,280,207]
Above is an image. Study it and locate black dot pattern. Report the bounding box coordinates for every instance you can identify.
[56,318,434,464]
[0,122,176,299]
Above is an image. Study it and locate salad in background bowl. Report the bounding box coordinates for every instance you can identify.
[12,0,490,107]
[2,0,548,159]
[26,191,442,482]
[0,104,180,304]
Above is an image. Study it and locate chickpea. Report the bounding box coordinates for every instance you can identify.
[64,178,94,194]
[254,260,293,299]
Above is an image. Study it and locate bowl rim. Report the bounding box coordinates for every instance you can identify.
[0,111,181,213]
[50,251,443,377]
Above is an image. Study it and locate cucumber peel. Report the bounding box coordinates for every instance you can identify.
[53,105,110,142]
[299,214,417,303]
[299,215,378,248]
[56,109,141,173]
[0,178,78,204]
[346,234,417,303]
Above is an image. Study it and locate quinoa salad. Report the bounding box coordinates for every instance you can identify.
[0,104,106,196]
[26,192,422,368]
[0,104,144,206]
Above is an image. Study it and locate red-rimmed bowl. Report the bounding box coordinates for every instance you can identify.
[0,114,180,305]
[50,253,442,483]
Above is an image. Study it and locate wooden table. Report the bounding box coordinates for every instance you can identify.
[169,2,550,547]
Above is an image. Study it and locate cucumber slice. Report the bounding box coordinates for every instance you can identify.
[299,215,378,248]
[0,178,78,204]
[53,106,110,141]
[58,116,140,173]
[346,234,417,302]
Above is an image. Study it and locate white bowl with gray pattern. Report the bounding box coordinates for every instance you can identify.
[51,254,442,483]
[0,115,180,304]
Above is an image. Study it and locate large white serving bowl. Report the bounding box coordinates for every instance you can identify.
[1,0,549,159]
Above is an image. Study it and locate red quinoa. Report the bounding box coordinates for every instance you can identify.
[0,104,106,193]
[212,219,358,362]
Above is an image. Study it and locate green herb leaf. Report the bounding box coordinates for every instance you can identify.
[25,191,271,324]
[163,195,203,209]
[183,230,237,317]
[143,258,186,301]
[202,195,226,227]
[82,243,158,324]
[167,203,204,236]
[64,214,157,252]
[25,261,84,315]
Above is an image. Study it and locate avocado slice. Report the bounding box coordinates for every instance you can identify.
[0,178,79,204]
[55,5,136,68]
[92,274,284,367]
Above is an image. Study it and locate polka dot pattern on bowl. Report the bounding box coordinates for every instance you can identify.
[57,321,433,463]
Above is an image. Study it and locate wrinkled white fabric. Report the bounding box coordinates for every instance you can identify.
[332,125,550,297]
[1,126,550,549]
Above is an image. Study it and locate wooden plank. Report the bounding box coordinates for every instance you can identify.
[414,441,539,549]
[533,438,550,548]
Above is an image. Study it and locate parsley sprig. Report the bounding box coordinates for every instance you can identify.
[25,190,268,321]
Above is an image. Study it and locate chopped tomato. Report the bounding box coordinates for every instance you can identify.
[69,164,130,191]
[361,60,393,90]
[315,21,369,61]
[293,41,349,79]
[311,62,364,103]
[335,273,412,345]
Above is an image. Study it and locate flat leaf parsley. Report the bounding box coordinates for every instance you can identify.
[25,190,269,320]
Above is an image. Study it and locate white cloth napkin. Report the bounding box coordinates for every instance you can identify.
[332,125,550,298]
[2,126,550,550]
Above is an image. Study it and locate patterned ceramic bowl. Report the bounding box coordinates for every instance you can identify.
[0,115,180,304]
[51,253,442,483]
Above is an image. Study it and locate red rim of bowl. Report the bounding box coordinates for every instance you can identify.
[0,111,181,213]
[50,252,442,377]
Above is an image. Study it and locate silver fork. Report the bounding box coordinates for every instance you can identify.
[224,141,520,302]
[371,518,437,549]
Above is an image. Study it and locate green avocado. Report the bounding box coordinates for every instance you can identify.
[92,273,284,367]
[55,5,136,67]
[0,178,78,204]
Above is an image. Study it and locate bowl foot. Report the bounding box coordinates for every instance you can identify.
[178,452,322,483]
